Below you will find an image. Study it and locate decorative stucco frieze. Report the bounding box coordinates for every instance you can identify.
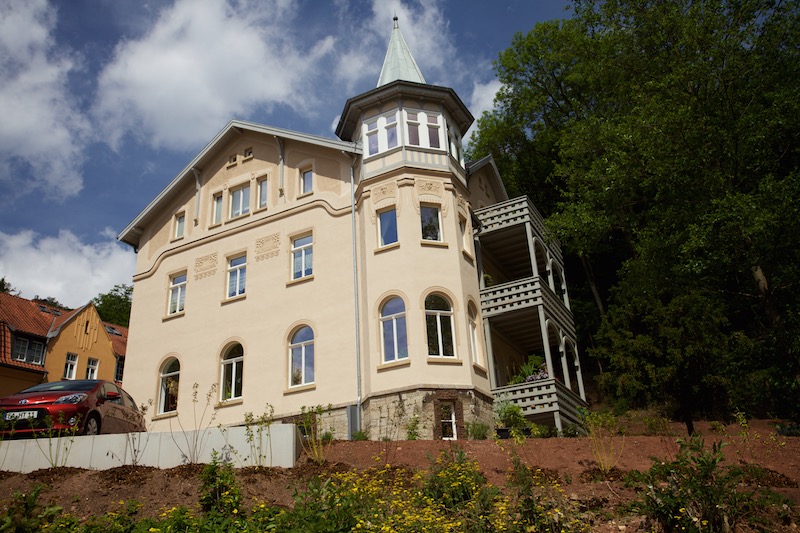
[256,233,281,261]
[194,252,218,281]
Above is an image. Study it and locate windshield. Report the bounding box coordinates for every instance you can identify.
[20,380,99,393]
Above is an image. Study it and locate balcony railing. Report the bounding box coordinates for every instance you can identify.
[493,378,586,430]
[475,197,561,263]
[480,276,575,337]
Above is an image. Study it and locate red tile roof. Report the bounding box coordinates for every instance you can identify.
[0,293,68,374]
[102,322,128,357]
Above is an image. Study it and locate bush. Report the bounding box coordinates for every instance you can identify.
[466,420,490,440]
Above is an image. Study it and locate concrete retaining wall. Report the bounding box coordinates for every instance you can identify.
[0,424,300,473]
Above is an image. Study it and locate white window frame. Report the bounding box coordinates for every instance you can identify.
[159,359,180,414]
[405,110,444,150]
[380,297,408,363]
[300,169,313,195]
[366,120,379,156]
[64,353,78,379]
[378,208,398,246]
[257,176,268,210]
[12,337,44,365]
[220,344,244,401]
[243,146,254,159]
[229,184,250,219]
[440,401,457,440]
[289,326,315,387]
[364,111,400,157]
[11,337,28,362]
[114,356,125,383]
[168,273,187,315]
[425,294,456,357]
[468,305,480,366]
[226,254,247,298]
[212,192,223,225]
[86,358,99,380]
[421,204,442,241]
[291,234,313,280]
[174,212,185,240]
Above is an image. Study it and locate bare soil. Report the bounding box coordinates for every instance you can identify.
[0,419,798,531]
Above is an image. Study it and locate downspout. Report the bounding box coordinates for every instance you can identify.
[343,149,362,434]
[191,168,202,225]
[274,136,285,197]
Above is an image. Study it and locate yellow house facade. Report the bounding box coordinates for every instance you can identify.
[119,19,586,439]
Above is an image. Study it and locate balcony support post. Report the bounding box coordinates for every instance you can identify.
[483,319,498,390]
[524,222,539,278]
[538,306,556,381]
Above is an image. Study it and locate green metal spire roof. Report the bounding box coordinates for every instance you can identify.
[377,16,426,87]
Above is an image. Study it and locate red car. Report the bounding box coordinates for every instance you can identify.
[0,380,146,437]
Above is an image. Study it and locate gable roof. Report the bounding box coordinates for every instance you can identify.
[117,119,361,250]
[377,17,426,87]
[0,293,64,338]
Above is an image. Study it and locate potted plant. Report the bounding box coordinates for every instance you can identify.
[494,397,530,439]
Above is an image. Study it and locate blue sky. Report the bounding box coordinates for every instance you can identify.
[0,0,571,308]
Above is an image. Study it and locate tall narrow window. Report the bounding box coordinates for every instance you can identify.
[291,234,313,279]
[63,353,78,379]
[378,208,398,246]
[427,114,441,149]
[257,177,268,209]
[11,338,28,362]
[440,402,457,440]
[159,358,180,414]
[289,326,314,386]
[468,304,480,365]
[174,212,185,239]
[114,356,125,383]
[227,254,246,298]
[421,205,441,241]
[385,114,398,149]
[366,121,379,156]
[230,184,250,218]
[86,358,99,379]
[407,112,420,145]
[212,193,223,225]
[168,273,187,315]
[221,344,244,401]
[381,297,408,363]
[425,294,455,357]
[300,169,313,195]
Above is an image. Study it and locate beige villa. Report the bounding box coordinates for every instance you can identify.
[119,19,586,439]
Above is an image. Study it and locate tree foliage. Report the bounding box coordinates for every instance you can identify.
[469,0,800,426]
[92,284,132,327]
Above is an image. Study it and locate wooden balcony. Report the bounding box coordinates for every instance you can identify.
[475,196,561,264]
[493,378,587,431]
[480,276,575,338]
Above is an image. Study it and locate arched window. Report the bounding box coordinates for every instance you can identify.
[221,343,244,401]
[381,297,407,363]
[468,303,480,365]
[289,326,315,386]
[425,294,455,357]
[159,358,180,414]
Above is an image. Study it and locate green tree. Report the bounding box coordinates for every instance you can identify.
[0,277,16,294]
[469,0,800,428]
[93,284,132,327]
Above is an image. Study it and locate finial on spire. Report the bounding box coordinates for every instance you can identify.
[393,13,398,28]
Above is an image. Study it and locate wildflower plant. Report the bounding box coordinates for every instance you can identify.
[580,408,625,476]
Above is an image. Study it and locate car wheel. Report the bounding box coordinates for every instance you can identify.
[84,414,100,436]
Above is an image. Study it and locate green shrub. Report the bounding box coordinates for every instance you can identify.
[466,420,491,440]
[199,451,242,515]
[351,429,369,441]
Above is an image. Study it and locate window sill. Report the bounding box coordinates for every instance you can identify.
[378,358,410,371]
[421,240,448,249]
[462,249,475,262]
[152,411,178,422]
[253,205,268,214]
[427,356,462,365]
[221,294,246,306]
[472,362,488,375]
[297,191,313,200]
[209,222,222,230]
[242,155,254,162]
[216,398,243,409]
[284,383,315,395]
[226,212,251,223]
[226,161,238,168]
[170,236,185,243]
[374,242,399,254]
[286,274,314,287]
[162,311,185,322]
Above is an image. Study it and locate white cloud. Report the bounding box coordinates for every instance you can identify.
[0,230,136,309]
[0,0,89,201]
[93,0,334,151]
[464,78,502,143]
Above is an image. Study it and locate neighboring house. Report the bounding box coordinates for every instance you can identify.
[118,18,586,439]
[0,293,128,395]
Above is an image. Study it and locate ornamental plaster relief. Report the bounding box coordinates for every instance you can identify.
[194,252,218,281]
[255,233,281,261]
[369,182,400,223]
[413,178,449,216]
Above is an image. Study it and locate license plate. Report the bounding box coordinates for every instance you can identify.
[4,411,37,421]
